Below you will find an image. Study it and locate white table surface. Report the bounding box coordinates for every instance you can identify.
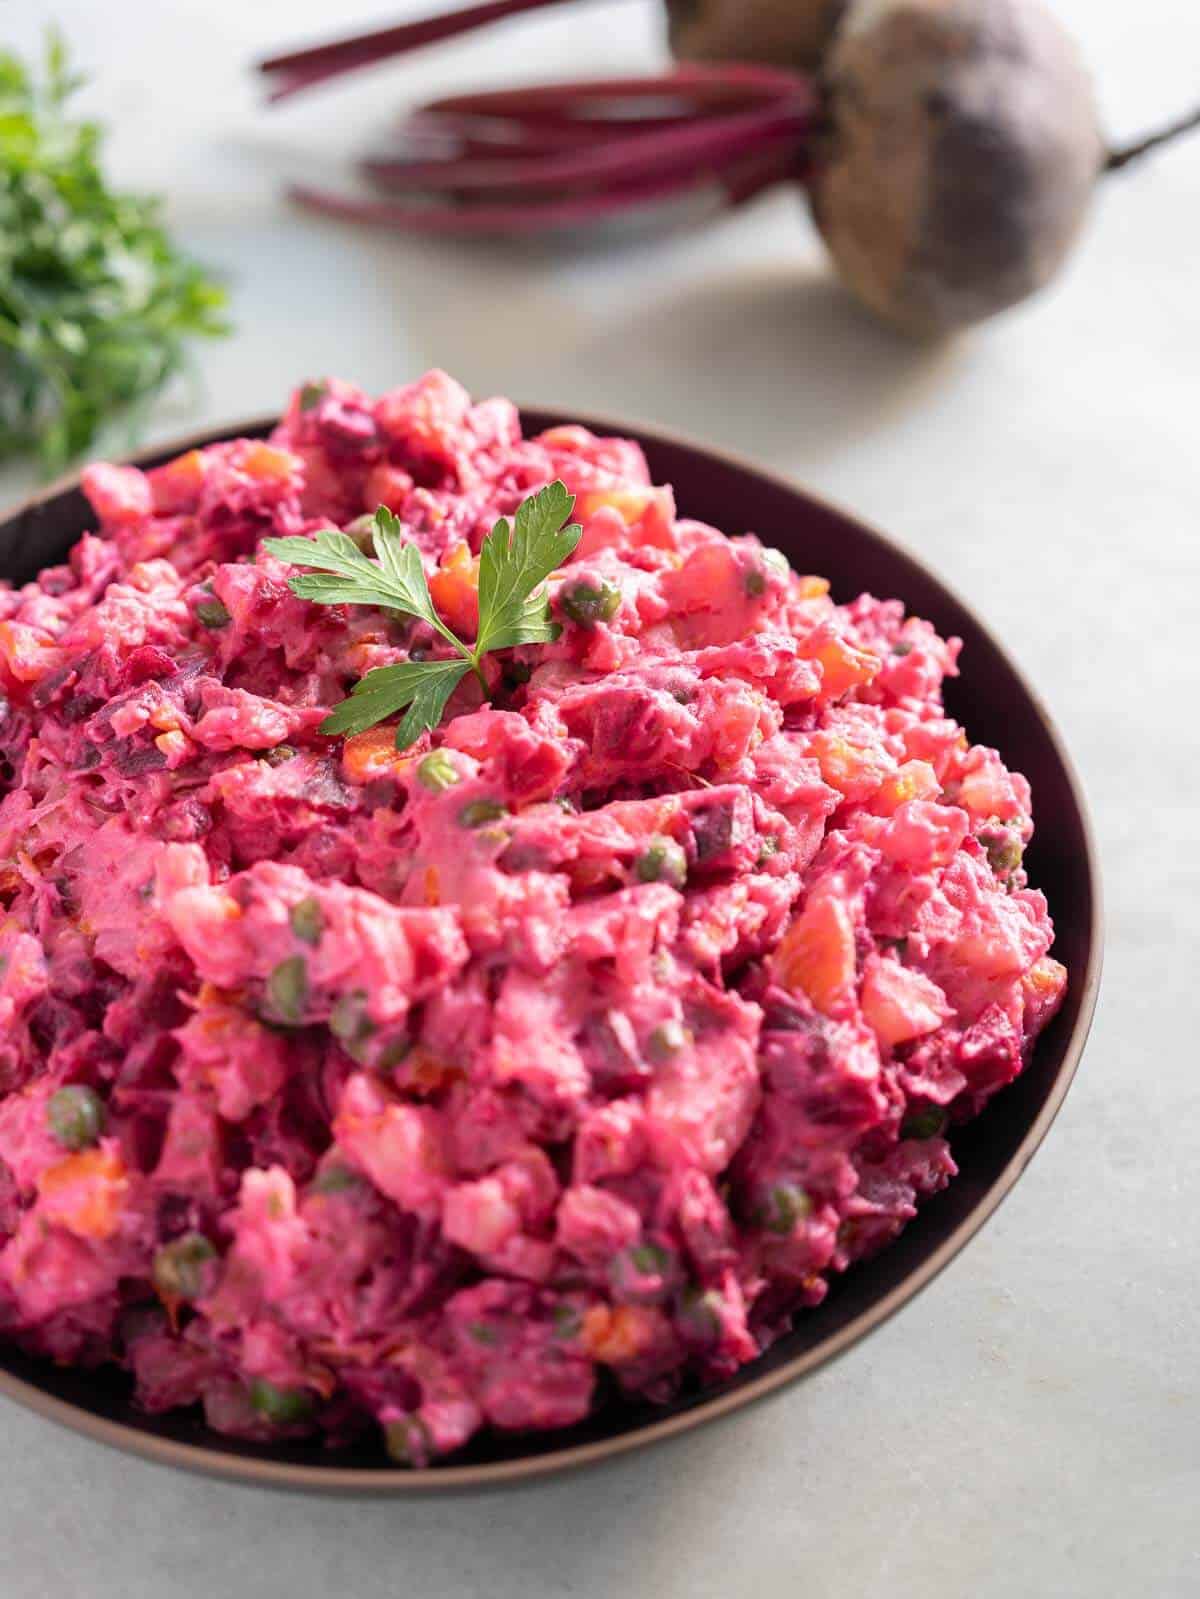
[2,2,1197,1594]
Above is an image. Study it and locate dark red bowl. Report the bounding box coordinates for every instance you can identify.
[0,411,1101,1492]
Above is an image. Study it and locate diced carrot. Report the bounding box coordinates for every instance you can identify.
[150,449,207,514]
[810,633,881,700]
[536,425,591,450]
[423,866,440,906]
[402,1050,464,1099]
[1024,956,1067,1001]
[363,461,414,514]
[796,576,830,600]
[576,486,675,547]
[580,1304,662,1363]
[154,730,190,762]
[773,894,857,1016]
[37,1147,128,1240]
[342,724,413,784]
[1021,956,1068,1032]
[428,542,480,639]
[238,443,300,485]
[0,621,65,684]
[873,760,940,816]
[808,730,891,803]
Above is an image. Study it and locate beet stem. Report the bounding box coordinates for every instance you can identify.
[288,139,802,234]
[418,65,808,118]
[360,99,812,196]
[1106,103,1200,171]
[258,0,586,102]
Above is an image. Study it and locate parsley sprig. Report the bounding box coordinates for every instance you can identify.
[0,35,229,472]
[264,479,582,751]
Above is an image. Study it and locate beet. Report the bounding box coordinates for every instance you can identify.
[810,0,1105,334]
[257,0,1200,336]
[666,0,845,74]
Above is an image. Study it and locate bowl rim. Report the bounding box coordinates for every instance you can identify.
[0,411,1103,1494]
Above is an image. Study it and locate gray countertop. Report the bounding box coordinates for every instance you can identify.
[2,2,1196,1594]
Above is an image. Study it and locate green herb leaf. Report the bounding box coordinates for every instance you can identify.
[264,508,450,640]
[271,481,580,753]
[0,34,229,473]
[320,658,471,749]
[475,480,582,655]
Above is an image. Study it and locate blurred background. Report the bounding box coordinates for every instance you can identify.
[1,2,1197,1597]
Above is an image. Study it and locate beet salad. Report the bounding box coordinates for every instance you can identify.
[0,372,1066,1462]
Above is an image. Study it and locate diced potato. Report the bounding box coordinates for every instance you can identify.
[860,957,951,1049]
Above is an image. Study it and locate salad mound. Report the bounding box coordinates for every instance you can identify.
[0,372,1065,1462]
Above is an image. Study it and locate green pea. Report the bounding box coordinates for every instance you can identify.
[647,1021,689,1063]
[288,896,324,946]
[298,380,328,412]
[635,836,688,890]
[384,1414,431,1465]
[559,579,621,628]
[891,641,914,658]
[551,1303,582,1341]
[609,1240,679,1303]
[152,1232,216,1301]
[249,1378,314,1426]
[417,750,460,793]
[310,1165,361,1195]
[981,822,1023,876]
[902,1107,948,1141]
[744,566,768,598]
[467,1321,499,1346]
[260,744,296,766]
[329,991,373,1056]
[459,798,508,829]
[629,1243,671,1275]
[47,1085,104,1150]
[195,598,231,629]
[676,1286,723,1344]
[756,837,780,868]
[761,1183,812,1235]
[368,1031,413,1073]
[265,955,309,1026]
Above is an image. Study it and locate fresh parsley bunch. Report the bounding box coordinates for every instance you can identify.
[265,479,582,751]
[0,35,229,473]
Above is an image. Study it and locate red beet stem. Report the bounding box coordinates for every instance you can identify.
[361,97,812,196]
[419,65,806,118]
[389,113,609,160]
[288,140,802,234]
[259,0,584,102]
[377,68,810,163]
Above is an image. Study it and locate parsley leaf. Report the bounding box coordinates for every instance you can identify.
[475,479,582,655]
[0,34,229,473]
[265,509,451,643]
[265,480,582,752]
[319,658,471,749]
